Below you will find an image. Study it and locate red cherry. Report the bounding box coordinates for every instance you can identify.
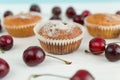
[71,70,94,80]
[105,43,120,62]
[4,11,13,18]
[0,58,10,78]
[81,10,91,18]
[73,15,84,25]
[23,46,45,66]
[0,35,13,51]
[116,11,120,15]
[66,7,76,18]
[52,6,61,16]
[30,4,41,12]
[89,37,106,55]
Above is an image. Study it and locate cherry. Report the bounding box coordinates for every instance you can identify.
[4,11,13,18]
[50,15,61,20]
[0,58,10,78]
[23,46,45,66]
[73,15,84,25]
[30,4,41,12]
[52,6,61,16]
[85,37,106,55]
[116,11,120,15]
[0,21,2,32]
[66,7,76,18]
[105,43,120,62]
[81,10,91,18]
[0,35,13,51]
[28,69,95,80]
[23,46,71,66]
[71,70,94,80]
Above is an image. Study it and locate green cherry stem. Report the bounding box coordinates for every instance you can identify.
[28,74,69,80]
[46,54,72,65]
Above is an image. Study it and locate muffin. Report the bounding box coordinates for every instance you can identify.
[84,13,120,39]
[3,12,41,37]
[34,20,84,55]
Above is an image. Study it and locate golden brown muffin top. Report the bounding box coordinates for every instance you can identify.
[4,12,41,27]
[38,21,82,39]
[86,13,120,26]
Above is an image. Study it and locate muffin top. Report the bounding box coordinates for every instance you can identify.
[86,13,120,26]
[38,21,83,39]
[4,12,41,27]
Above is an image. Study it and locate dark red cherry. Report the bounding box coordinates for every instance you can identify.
[73,15,84,25]
[4,11,13,18]
[0,58,10,78]
[105,43,120,62]
[30,4,41,12]
[52,6,61,16]
[71,70,94,80]
[89,37,106,55]
[50,15,61,20]
[23,46,45,66]
[66,7,76,18]
[81,10,91,18]
[0,35,13,51]
[0,21,2,32]
[116,11,120,15]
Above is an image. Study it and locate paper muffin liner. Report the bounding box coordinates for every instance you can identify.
[3,12,41,37]
[34,20,84,54]
[4,23,39,37]
[84,18,120,39]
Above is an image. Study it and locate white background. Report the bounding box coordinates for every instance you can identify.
[0,3,120,80]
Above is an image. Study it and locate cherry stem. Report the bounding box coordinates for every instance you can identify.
[0,49,5,53]
[84,50,91,53]
[46,54,72,65]
[28,74,69,80]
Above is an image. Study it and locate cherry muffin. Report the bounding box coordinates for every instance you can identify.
[34,20,84,55]
[84,13,120,39]
[3,12,41,37]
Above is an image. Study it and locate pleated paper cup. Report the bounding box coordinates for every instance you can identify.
[3,12,41,37]
[84,17,120,39]
[34,20,84,55]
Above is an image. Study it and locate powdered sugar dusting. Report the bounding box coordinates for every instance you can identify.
[42,21,76,37]
[15,12,33,19]
[105,14,120,21]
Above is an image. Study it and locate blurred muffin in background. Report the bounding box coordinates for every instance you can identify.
[85,13,120,39]
[3,12,41,37]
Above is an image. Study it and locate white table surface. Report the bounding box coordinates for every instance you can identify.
[0,3,120,80]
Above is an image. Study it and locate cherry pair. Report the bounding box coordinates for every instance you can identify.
[65,6,91,25]
[0,35,12,78]
[73,10,91,25]
[85,37,120,62]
